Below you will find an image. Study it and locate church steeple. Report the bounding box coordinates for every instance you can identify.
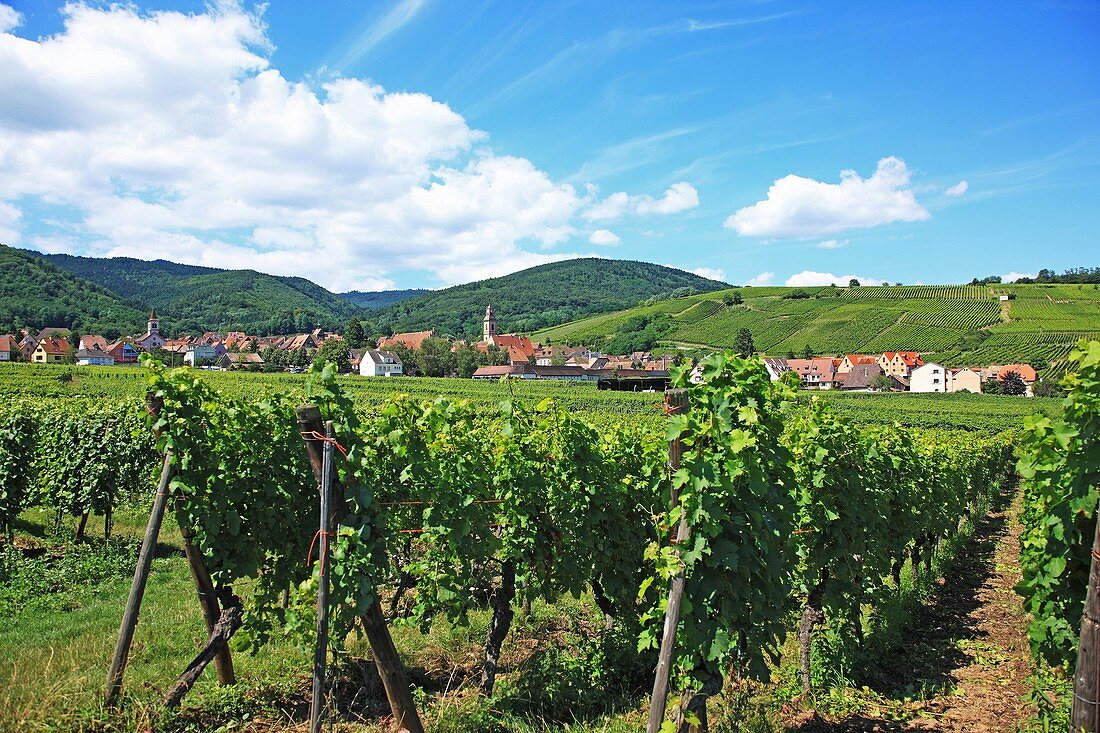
[483,304,497,343]
[148,309,159,336]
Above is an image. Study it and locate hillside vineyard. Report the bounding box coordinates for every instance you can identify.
[535,283,1100,376]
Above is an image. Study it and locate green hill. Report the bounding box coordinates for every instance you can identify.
[0,244,148,337]
[373,258,728,339]
[42,252,364,335]
[340,288,430,309]
[533,282,1100,375]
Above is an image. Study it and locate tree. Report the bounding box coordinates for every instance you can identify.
[313,337,350,373]
[983,377,1004,395]
[802,345,814,360]
[453,343,482,379]
[1000,370,1028,396]
[870,374,894,392]
[343,318,366,349]
[785,349,796,360]
[417,337,456,377]
[389,343,417,375]
[722,291,743,306]
[1033,379,1065,398]
[735,328,755,358]
[848,278,860,287]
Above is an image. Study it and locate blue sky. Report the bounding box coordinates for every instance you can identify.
[1,1,1097,291]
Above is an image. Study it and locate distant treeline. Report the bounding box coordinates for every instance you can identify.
[971,267,1100,285]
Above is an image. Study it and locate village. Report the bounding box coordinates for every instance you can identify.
[0,304,1041,395]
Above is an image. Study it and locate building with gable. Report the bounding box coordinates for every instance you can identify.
[910,362,948,393]
[359,349,403,377]
[879,351,925,378]
[477,305,536,364]
[32,337,71,364]
[133,310,166,350]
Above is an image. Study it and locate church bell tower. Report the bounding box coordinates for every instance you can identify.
[483,304,497,343]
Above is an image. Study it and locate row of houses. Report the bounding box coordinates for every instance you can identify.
[378,305,673,377]
[6,310,347,369]
[762,351,1039,394]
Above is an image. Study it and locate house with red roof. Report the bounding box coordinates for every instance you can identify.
[32,337,71,364]
[879,351,925,378]
[0,334,18,361]
[837,354,878,374]
[786,357,837,389]
[78,335,109,352]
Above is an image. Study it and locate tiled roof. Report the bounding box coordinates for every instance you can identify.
[364,349,402,365]
[998,364,1038,382]
[38,337,71,355]
[473,365,528,377]
[378,330,435,350]
[490,334,536,357]
[840,363,884,389]
[79,335,108,351]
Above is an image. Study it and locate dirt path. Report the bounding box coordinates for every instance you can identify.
[793,493,1037,732]
[900,495,1035,732]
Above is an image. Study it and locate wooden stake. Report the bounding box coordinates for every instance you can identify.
[310,422,335,733]
[104,450,174,707]
[163,596,243,707]
[1072,509,1100,731]
[647,388,690,733]
[296,405,424,733]
[176,498,235,686]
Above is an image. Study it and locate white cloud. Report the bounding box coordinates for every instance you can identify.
[588,229,621,246]
[0,2,670,291]
[1003,272,1036,283]
[585,182,699,221]
[690,267,725,281]
[745,271,774,287]
[945,180,969,196]
[635,182,700,215]
[724,157,931,238]
[817,238,849,249]
[785,270,886,287]
[0,4,21,33]
[0,199,20,243]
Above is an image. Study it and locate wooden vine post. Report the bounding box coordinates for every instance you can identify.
[647,388,691,733]
[310,422,335,733]
[104,395,175,707]
[1072,509,1100,731]
[104,449,175,706]
[296,405,424,733]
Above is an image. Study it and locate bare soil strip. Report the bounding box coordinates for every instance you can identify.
[793,494,1037,732]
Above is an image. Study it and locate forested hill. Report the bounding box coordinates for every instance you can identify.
[340,288,430,309]
[42,252,364,335]
[371,258,729,339]
[0,244,148,337]
[10,250,727,339]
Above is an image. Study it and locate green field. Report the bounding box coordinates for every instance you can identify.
[533,283,1100,374]
[0,362,1059,433]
